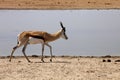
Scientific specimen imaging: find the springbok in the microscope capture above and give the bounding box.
[9,22,68,62]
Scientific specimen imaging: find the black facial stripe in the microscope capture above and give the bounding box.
[63,32,68,38]
[63,32,66,35]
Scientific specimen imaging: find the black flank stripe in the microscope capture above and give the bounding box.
[31,35,45,41]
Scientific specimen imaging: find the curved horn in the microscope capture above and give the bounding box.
[60,22,64,28]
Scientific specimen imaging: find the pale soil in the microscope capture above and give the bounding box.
[0,56,120,80]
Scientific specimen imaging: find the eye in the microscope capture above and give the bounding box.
[63,28,66,32]
[62,27,65,31]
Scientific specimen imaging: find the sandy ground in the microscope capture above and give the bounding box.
[0,0,120,9]
[0,56,120,80]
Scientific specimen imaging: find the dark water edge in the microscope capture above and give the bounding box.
[1,55,120,59]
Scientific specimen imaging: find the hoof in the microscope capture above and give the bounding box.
[28,61,31,63]
[50,59,52,62]
[41,59,44,62]
[9,60,11,62]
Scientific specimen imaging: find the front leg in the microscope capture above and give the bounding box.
[22,42,31,62]
[45,43,52,62]
[41,44,45,62]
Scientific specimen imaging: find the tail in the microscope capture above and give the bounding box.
[12,36,19,50]
[17,33,20,45]
[17,36,19,44]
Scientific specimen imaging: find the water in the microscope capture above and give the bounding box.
[0,10,120,56]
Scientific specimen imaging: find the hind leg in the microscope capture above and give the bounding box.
[45,43,52,62]
[9,45,19,62]
[9,41,23,62]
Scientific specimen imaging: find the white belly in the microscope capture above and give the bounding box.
[29,37,44,44]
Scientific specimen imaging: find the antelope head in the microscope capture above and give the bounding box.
[60,22,68,40]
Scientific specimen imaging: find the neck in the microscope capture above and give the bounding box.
[52,30,62,40]
[45,29,62,42]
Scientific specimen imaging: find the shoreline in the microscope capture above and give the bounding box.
[1,55,120,59]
